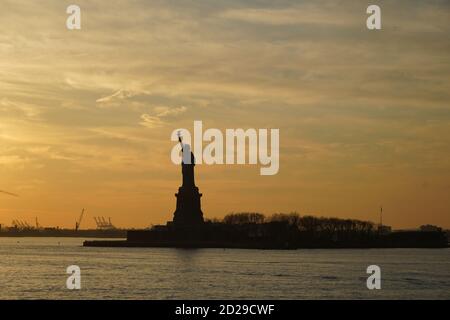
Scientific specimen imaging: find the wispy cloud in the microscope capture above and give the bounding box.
[140,106,187,128]
[153,106,187,117]
[140,114,164,128]
[96,89,148,104]
[219,6,357,26]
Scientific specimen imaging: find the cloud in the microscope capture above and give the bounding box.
[140,114,164,128]
[219,6,356,26]
[0,155,29,166]
[154,106,187,117]
[140,106,187,128]
[0,98,42,119]
[96,89,141,103]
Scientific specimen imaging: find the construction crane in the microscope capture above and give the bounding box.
[11,219,32,229]
[94,216,115,230]
[75,208,85,231]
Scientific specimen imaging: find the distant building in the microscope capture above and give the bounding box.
[377,224,392,235]
[420,224,442,232]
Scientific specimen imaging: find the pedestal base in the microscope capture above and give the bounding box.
[172,186,204,226]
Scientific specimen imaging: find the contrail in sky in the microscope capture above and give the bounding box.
[0,190,18,197]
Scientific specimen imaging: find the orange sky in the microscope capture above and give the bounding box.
[1,1,449,229]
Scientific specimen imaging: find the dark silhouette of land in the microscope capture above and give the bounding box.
[84,211,448,249]
[84,137,448,249]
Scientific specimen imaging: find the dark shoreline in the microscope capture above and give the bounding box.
[83,227,449,249]
[83,239,450,249]
[0,230,127,238]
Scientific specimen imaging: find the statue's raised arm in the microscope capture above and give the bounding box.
[177,130,183,152]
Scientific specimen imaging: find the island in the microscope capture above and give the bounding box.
[84,136,448,249]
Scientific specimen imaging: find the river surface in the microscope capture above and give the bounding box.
[0,237,449,299]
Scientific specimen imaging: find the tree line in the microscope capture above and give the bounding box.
[215,212,376,235]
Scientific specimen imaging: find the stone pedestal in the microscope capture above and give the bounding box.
[173,186,204,226]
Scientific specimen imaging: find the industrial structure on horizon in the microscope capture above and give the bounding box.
[0,209,124,238]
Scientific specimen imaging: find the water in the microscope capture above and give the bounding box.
[0,237,449,299]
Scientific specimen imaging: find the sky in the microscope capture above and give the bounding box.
[0,0,449,229]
